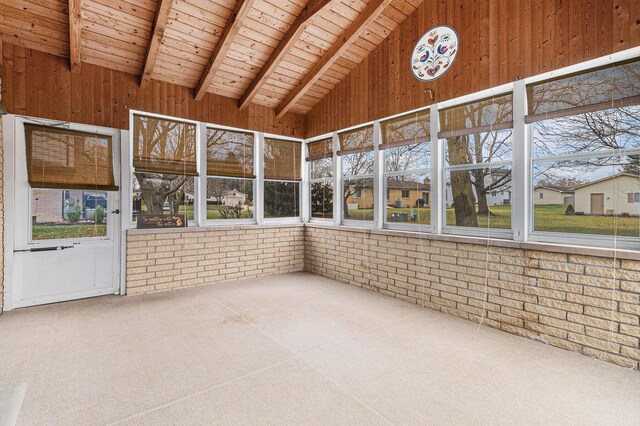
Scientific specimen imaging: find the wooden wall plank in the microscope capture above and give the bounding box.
[0,44,305,137]
[306,0,640,137]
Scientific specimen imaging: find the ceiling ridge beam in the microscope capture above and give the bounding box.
[237,0,336,110]
[140,0,174,87]
[276,0,393,118]
[69,0,82,72]
[194,0,257,101]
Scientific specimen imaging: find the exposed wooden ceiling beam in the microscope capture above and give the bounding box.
[237,0,335,110]
[69,0,82,72]
[276,0,392,118]
[140,0,174,87]
[194,0,257,101]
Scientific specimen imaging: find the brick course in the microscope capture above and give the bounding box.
[304,225,640,370]
[126,225,304,294]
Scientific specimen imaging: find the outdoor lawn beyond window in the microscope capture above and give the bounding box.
[381,109,431,228]
[264,137,301,219]
[339,125,374,223]
[440,93,514,232]
[528,59,640,238]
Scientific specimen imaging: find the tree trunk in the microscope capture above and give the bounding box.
[447,136,478,227]
[473,169,490,216]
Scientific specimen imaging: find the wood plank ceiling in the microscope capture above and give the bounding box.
[0,0,423,115]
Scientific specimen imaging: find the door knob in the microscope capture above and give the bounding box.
[111,209,120,214]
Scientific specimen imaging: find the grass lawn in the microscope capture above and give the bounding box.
[346,204,640,236]
[32,224,107,240]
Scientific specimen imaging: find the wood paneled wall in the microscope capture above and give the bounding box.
[0,45,306,138]
[306,0,640,137]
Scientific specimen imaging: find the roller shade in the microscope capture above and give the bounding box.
[264,138,301,181]
[526,58,640,123]
[380,109,430,150]
[132,114,198,176]
[438,93,513,139]
[306,137,333,161]
[25,124,118,191]
[337,125,374,155]
[206,128,255,178]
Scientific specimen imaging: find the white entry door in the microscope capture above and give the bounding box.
[10,118,121,308]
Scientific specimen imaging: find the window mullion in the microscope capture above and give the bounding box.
[430,104,443,234]
[197,122,207,227]
[373,120,384,229]
[512,79,529,241]
[333,132,342,226]
[255,132,264,225]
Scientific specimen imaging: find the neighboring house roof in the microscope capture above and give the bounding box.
[573,173,639,190]
[534,185,575,193]
[387,180,431,191]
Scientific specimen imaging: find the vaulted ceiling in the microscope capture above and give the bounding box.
[0,0,422,116]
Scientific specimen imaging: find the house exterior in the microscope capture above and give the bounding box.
[574,173,640,216]
[444,172,512,208]
[533,185,576,205]
[345,179,431,210]
[31,190,106,223]
[222,190,248,206]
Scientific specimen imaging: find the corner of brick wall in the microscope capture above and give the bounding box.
[303,226,640,370]
[126,226,305,295]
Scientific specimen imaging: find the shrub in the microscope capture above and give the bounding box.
[575,211,584,216]
[94,205,105,224]
[66,200,82,223]
[565,204,575,215]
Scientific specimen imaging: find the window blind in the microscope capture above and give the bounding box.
[206,128,255,178]
[25,124,118,191]
[438,93,513,139]
[264,138,301,181]
[525,58,640,123]
[380,109,430,149]
[306,137,333,161]
[337,125,374,155]
[132,114,198,176]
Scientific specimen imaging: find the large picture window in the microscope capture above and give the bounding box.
[440,93,513,234]
[381,109,431,228]
[206,128,255,221]
[131,114,198,224]
[528,59,640,239]
[339,125,374,222]
[307,137,333,219]
[264,137,301,219]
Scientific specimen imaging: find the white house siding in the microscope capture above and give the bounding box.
[534,188,564,205]
[574,175,640,215]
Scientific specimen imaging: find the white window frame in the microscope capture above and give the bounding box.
[128,110,202,228]
[380,105,433,233]
[439,86,516,240]
[262,133,304,224]
[338,122,377,227]
[306,132,335,224]
[203,122,258,226]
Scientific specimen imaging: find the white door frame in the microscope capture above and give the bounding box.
[3,115,124,310]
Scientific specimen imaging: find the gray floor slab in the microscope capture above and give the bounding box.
[0,272,638,425]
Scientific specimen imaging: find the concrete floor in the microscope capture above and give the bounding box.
[0,272,639,425]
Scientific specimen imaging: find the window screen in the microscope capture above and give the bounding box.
[132,114,198,176]
[25,124,118,191]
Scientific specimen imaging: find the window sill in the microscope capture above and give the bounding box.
[305,223,640,261]
[127,222,303,236]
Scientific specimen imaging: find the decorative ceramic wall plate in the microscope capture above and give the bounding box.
[410,25,459,82]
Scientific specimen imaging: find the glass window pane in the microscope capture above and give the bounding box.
[386,174,431,226]
[444,130,512,166]
[344,178,374,221]
[533,157,640,236]
[206,177,253,220]
[381,109,430,146]
[206,128,254,178]
[532,105,640,158]
[445,167,512,230]
[343,151,374,177]
[338,125,374,152]
[264,181,300,218]
[311,182,333,219]
[32,189,108,240]
[311,158,333,179]
[264,138,301,181]
[440,93,513,133]
[132,173,195,222]
[385,142,431,172]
